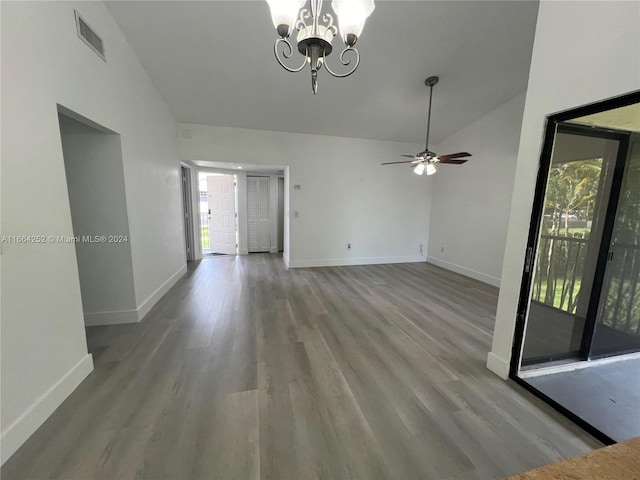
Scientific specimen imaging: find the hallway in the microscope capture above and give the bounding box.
[2,255,600,479]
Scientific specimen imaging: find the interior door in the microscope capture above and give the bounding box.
[207,175,236,255]
[247,176,271,252]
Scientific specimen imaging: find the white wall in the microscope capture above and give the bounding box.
[178,124,430,268]
[487,0,640,379]
[1,1,184,463]
[59,114,138,325]
[428,93,526,287]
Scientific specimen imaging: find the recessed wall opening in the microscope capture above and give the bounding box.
[511,92,640,444]
[57,106,138,328]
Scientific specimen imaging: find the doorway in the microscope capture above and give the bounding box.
[198,172,237,256]
[511,92,640,443]
[57,107,137,326]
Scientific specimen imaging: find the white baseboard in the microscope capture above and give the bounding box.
[0,354,94,465]
[82,265,187,327]
[486,351,510,379]
[84,309,139,326]
[427,256,500,287]
[288,255,426,268]
[136,264,187,321]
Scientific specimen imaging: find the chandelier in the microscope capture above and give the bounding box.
[265,0,375,94]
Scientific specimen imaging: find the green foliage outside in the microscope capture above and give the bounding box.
[533,158,601,313]
[541,158,602,238]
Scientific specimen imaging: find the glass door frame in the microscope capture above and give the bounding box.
[518,123,628,366]
[510,91,639,377]
[508,91,639,445]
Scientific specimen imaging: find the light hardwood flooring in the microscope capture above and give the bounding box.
[2,254,602,479]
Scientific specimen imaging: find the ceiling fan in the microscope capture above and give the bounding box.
[382,76,472,175]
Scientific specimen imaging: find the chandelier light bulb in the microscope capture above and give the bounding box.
[331,0,375,45]
[426,163,437,176]
[266,0,305,35]
[413,162,426,175]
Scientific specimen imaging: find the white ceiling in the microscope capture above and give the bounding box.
[105,0,539,145]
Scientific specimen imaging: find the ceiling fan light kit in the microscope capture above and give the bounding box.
[381,76,473,176]
[265,0,375,94]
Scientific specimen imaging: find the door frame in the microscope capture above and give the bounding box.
[180,164,196,261]
[517,125,629,368]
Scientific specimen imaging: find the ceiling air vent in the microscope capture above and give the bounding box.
[74,10,106,61]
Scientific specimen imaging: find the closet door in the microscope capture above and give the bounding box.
[247,176,271,252]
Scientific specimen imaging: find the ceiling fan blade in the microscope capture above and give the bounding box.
[381,160,419,165]
[438,152,472,160]
[401,155,420,159]
[439,159,468,165]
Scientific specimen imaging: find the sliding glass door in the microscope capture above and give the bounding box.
[520,128,621,364]
[591,139,640,357]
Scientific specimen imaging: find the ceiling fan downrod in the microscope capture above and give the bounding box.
[424,76,439,154]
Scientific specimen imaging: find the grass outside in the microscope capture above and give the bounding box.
[533,278,582,313]
[534,278,639,332]
[201,226,210,249]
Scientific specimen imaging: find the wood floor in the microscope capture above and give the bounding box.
[2,254,602,480]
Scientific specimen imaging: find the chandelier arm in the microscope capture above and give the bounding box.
[322,13,338,36]
[274,38,307,73]
[296,8,311,31]
[323,47,360,78]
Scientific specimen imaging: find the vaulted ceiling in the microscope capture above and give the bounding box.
[105,1,539,144]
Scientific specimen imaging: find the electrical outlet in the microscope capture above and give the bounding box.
[348,243,351,250]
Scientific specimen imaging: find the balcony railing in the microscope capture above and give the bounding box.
[598,241,640,335]
[532,235,589,314]
[532,234,639,337]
